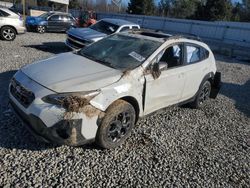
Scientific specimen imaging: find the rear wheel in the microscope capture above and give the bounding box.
[96,100,136,149]
[190,80,211,109]
[37,25,46,33]
[0,26,16,41]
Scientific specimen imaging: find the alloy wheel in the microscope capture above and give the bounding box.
[107,111,132,143]
[3,28,15,40]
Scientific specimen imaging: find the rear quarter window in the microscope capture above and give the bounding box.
[0,10,10,17]
[186,44,210,64]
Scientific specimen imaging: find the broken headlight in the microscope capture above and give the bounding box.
[42,90,100,106]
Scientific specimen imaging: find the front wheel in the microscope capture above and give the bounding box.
[190,80,211,109]
[0,26,16,41]
[37,25,46,33]
[96,100,136,149]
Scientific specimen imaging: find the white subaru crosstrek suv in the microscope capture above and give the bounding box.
[0,7,26,41]
[9,31,221,149]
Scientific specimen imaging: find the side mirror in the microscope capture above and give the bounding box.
[152,63,161,79]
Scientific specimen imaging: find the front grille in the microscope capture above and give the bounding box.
[10,78,35,108]
[68,34,91,45]
[67,38,84,49]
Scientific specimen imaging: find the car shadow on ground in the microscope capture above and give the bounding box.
[0,70,97,151]
[220,80,250,118]
[23,42,71,54]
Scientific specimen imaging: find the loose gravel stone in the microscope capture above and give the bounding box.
[0,33,249,187]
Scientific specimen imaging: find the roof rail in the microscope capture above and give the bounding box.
[168,34,202,41]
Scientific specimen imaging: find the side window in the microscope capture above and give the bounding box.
[68,16,74,21]
[120,26,130,32]
[0,10,10,17]
[159,44,183,68]
[132,26,139,29]
[186,45,200,64]
[200,47,209,60]
[49,15,60,21]
[61,15,68,21]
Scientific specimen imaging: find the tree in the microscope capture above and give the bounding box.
[172,0,199,19]
[37,0,48,7]
[127,0,155,15]
[69,0,80,9]
[158,0,173,17]
[204,0,233,21]
[242,0,250,21]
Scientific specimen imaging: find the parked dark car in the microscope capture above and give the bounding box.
[26,11,76,33]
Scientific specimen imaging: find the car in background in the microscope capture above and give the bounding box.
[0,7,26,41]
[66,18,140,50]
[9,31,221,149]
[76,10,96,28]
[26,11,76,33]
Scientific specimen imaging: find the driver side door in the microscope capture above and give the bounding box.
[144,44,187,115]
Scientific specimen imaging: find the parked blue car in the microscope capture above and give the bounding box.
[26,11,76,33]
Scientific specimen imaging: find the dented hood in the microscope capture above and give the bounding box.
[21,52,122,93]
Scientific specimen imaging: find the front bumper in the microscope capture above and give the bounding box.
[65,38,84,50]
[8,71,100,146]
[10,100,94,146]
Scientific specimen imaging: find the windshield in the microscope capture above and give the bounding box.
[79,34,162,70]
[90,20,119,35]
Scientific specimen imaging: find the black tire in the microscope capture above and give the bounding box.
[37,25,46,33]
[96,100,136,149]
[0,26,16,41]
[190,80,211,109]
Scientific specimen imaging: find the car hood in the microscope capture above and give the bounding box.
[21,52,122,93]
[26,16,45,24]
[67,27,107,41]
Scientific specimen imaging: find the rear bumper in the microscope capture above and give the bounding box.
[210,72,222,99]
[17,26,26,34]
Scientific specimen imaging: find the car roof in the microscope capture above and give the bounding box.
[48,11,72,16]
[101,18,139,26]
[120,30,203,44]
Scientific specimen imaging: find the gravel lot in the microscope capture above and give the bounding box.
[0,33,249,187]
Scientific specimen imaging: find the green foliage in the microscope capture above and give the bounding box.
[127,0,155,15]
[69,0,80,9]
[37,0,48,7]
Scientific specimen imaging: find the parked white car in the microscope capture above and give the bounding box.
[9,31,221,149]
[0,7,26,41]
[66,18,140,50]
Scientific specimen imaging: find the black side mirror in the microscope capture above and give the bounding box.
[152,63,161,79]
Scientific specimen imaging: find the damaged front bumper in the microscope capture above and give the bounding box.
[9,100,98,146]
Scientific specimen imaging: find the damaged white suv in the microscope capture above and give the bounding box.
[9,31,221,149]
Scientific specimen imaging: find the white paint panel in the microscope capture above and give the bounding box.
[48,0,69,5]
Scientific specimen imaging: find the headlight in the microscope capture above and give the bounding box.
[42,90,100,105]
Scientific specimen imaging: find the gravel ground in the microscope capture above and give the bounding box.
[0,33,249,187]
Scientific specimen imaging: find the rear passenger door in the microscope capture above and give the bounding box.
[180,43,211,101]
[47,15,62,31]
[61,15,74,31]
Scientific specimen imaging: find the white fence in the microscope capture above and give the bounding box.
[97,12,250,57]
